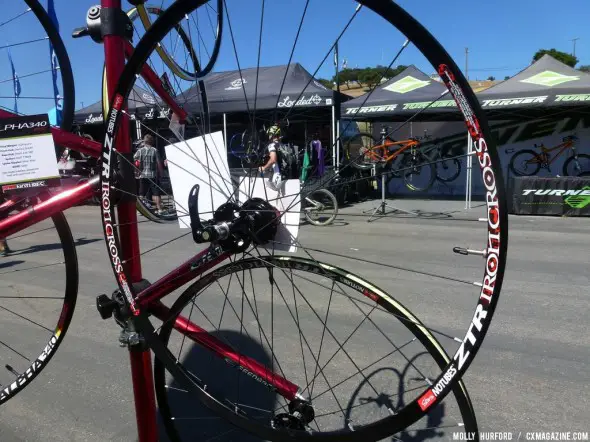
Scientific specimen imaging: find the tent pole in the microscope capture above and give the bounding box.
[336,118,340,173]
[135,118,142,140]
[223,113,228,153]
[331,105,337,171]
[465,132,472,210]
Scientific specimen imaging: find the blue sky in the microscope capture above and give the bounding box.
[1,0,589,114]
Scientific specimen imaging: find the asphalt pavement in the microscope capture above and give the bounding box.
[0,199,588,441]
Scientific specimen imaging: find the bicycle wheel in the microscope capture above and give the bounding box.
[436,157,462,183]
[303,189,338,226]
[100,0,507,440]
[343,133,376,170]
[509,150,541,176]
[1,0,75,134]
[562,154,590,176]
[154,257,478,441]
[130,0,223,80]
[0,206,78,405]
[402,151,436,192]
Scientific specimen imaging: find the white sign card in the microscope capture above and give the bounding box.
[0,114,60,192]
[239,178,301,253]
[165,131,233,228]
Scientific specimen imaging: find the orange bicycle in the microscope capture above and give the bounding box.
[509,135,590,176]
[344,128,435,191]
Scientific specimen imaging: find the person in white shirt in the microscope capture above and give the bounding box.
[258,125,283,190]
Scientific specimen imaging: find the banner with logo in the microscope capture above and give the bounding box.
[383,114,590,198]
[511,176,590,216]
[0,115,61,193]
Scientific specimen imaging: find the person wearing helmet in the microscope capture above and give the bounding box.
[259,125,283,190]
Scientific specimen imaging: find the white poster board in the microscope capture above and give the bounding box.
[165,131,232,228]
[0,114,60,192]
[239,178,301,253]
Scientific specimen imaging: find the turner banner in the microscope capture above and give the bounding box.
[382,114,590,197]
[511,176,590,216]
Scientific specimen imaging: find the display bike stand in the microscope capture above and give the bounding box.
[363,165,417,222]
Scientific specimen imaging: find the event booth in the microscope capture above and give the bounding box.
[340,56,590,214]
[74,63,349,168]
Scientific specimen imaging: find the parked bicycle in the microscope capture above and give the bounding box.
[344,129,462,190]
[508,135,590,176]
[1,1,508,441]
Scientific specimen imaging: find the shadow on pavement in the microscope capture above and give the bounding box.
[158,330,274,442]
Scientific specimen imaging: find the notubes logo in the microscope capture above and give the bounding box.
[522,187,590,209]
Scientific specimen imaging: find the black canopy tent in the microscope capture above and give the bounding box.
[341,65,460,122]
[477,54,590,120]
[180,63,342,115]
[73,64,348,159]
[74,85,158,125]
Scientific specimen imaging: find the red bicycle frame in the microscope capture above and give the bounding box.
[0,2,301,439]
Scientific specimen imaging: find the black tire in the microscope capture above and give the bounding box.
[0,211,78,405]
[402,152,436,192]
[153,256,478,442]
[303,188,338,226]
[101,0,507,440]
[562,153,590,176]
[509,149,541,176]
[24,0,75,139]
[343,133,378,170]
[436,157,462,182]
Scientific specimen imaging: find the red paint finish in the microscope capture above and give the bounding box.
[137,250,231,308]
[0,177,98,238]
[102,1,142,283]
[129,350,158,442]
[149,301,300,401]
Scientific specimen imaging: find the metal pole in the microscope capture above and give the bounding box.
[223,113,227,153]
[465,132,473,210]
[571,37,580,57]
[336,119,340,172]
[465,47,469,80]
[331,105,336,170]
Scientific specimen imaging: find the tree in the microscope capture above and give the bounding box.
[487,76,496,81]
[358,69,382,88]
[504,76,510,80]
[532,48,578,67]
[578,65,590,73]
[317,78,333,89]
[335,68,361,88]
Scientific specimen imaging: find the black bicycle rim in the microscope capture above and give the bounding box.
[0,212,78,405]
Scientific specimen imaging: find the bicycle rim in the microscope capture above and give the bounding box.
[99,0,508,439]
[0,211,78,405]
[304,189,338,226]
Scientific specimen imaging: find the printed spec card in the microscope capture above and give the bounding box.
[0,114,60,193]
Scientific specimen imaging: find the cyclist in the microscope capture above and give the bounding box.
[258,125,283,190]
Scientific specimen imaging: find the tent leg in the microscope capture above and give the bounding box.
[336,118,340,173]
[223,113,228,153]
[331,105,336,171]
[465,132,472,210]
[135,118,142,141]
